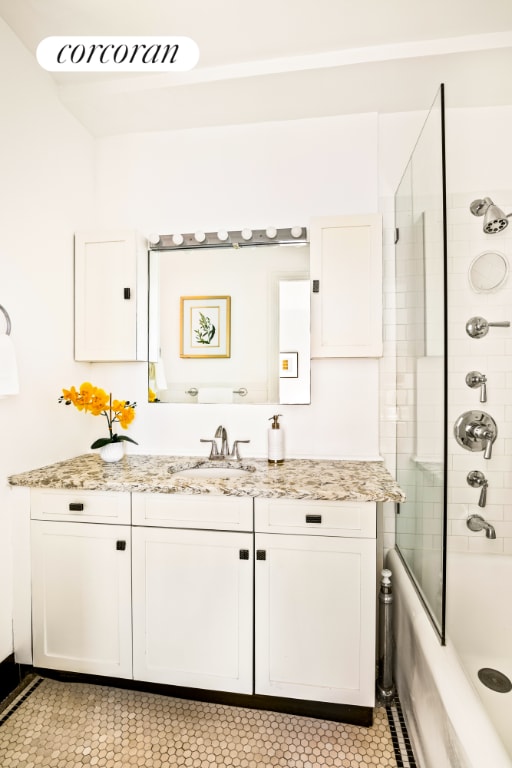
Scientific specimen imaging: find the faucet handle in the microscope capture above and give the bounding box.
[230,440,250,460]
[467,471,488,507]
[465,371,487,403]
[466,316,510,338]
[200,438,219,458]
[479,481,488,508]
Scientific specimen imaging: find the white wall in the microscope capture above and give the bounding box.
[90,114,383,460]
[0,18,96,661]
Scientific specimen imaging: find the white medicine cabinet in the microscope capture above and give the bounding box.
[310,214,383,358]
[74,230,147,361]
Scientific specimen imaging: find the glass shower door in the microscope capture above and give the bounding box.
[394,85,448,640]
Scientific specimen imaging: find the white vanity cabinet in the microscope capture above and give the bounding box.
[254,498,377,707]
[74,230,147,361]
[131,493,254,694]
[310,214,382,358]
[30,490,132,678]
[25,483,379,716]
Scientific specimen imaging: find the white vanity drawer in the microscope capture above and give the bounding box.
[30,489,131,524]
[254,498,376,538]
[132,492,253,532]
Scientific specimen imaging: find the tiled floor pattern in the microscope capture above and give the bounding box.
[385,699,417,768]
[0,676,415,767]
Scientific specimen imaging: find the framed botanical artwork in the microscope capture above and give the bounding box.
[180,296,231,358]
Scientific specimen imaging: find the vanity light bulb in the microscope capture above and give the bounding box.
[241,228,253,241]
[217,230,229,241]
[266,227,277,239]
[148,233,160,245]
[291,226,303,238]
[172,233,184,246]
[194,231,206,243]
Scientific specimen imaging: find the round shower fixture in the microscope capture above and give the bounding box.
[470,197,512,233]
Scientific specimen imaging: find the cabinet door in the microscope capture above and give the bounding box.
[132,527,253,694]
[255,533,376,706]
[310,214,382,357]
[74,230,147,361]
[31,521,132,678]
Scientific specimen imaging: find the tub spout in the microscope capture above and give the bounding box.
[466,513,496,539]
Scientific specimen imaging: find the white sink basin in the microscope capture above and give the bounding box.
[172,466,253,480]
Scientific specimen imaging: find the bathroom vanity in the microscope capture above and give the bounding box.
[9,455,404,725]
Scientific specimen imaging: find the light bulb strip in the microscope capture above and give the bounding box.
[148,227,307,250]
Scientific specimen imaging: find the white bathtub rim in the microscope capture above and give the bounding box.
[388,548,511,768]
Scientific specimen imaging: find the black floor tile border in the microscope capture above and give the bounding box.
[385,696,418,768]
[0,675,43,727]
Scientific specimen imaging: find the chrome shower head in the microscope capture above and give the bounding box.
[470,197,511,233]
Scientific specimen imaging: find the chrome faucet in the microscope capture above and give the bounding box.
[467,513,496,539]
[215,425,229,456]
[200,425,250,460]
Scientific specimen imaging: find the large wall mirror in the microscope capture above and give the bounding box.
[148,236,311,404]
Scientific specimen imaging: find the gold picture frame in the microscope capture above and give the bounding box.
[180,296,231,358]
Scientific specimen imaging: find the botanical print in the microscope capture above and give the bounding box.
[192,307,218,347]
[180,296,230,358]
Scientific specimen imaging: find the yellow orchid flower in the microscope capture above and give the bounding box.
[59,382,138,450]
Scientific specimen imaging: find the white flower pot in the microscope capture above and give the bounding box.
[99,441,125,463]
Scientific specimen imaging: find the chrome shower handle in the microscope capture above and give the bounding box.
[469,425,494,459]
[466,316,510,338]
[467,470,488,507]
[465,371,487,403]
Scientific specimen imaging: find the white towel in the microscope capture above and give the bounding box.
[154,357,168,391]
[197,387,233,404]
[0,334,19,395]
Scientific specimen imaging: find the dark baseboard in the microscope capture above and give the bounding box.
[37,668,373,726]
[0,655,32,704]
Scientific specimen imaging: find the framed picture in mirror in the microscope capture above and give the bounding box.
[180,295,231,358]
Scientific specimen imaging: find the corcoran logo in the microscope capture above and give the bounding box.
[36,36,199,72]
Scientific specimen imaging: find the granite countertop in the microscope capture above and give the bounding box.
[8,454,406,503]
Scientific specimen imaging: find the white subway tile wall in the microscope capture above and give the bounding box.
[447,190,512,555]
[384,190,512,558]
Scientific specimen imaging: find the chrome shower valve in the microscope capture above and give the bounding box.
[454,410,497,460]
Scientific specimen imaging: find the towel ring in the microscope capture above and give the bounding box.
[0,304,12,335]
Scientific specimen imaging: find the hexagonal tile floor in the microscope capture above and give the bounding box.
[0,676,415,767]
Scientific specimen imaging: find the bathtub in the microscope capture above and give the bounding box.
[388,548,512,768]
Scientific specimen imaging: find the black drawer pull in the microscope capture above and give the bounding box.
[239,549,249,560]
[69,503,84,512]
[123,287,131,300]
[116,540,126,551]
[305,514,322,524]
[256,550,266,561]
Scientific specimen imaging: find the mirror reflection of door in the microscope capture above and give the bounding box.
[148,244,310,404]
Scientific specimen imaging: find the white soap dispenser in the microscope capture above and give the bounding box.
[268,414,284,465]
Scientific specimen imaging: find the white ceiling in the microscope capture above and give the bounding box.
[2,0,512,136]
